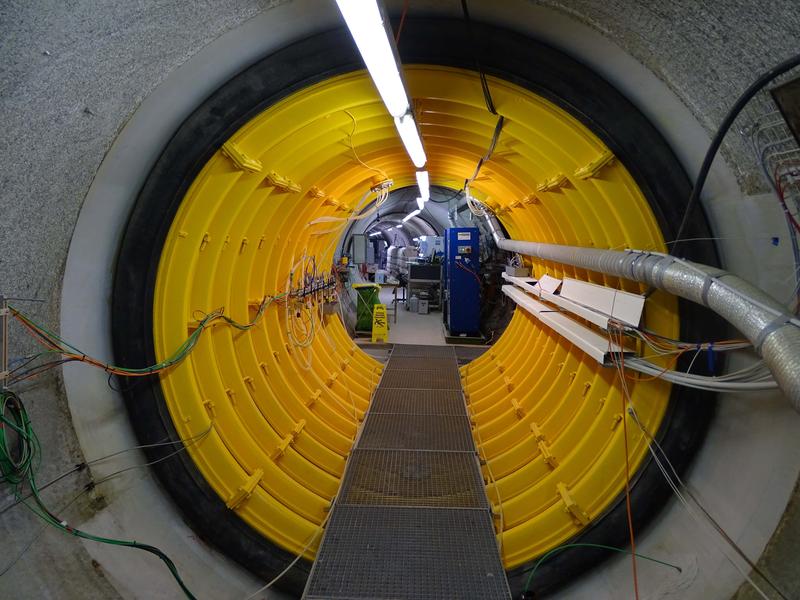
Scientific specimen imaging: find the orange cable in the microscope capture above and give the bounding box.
[615,328,641,600]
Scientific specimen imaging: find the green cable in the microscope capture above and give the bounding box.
[0,392,38,486]
[523,542,682,593]
[10,292,292,377]
[0,391,198,599]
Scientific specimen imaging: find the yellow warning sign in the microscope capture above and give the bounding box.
[371,303,388,343]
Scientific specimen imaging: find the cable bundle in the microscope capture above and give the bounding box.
[0,389,198,597]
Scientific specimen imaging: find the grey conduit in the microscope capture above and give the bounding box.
[485,215,800,410]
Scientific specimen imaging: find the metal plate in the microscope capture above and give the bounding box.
[304,506,510,600]
[340,449,487,509]
[358,414,474,451]
[383,356,459,372]
[370,388,466,416]
[390,344,457,358]
[379,368,461,390]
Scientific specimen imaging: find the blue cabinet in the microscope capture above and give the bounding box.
[444,227,480,336]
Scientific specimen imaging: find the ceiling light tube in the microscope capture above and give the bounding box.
[416,197,425,211]
[403,209,421,222]
[394,112,427,168]
[416,170,430,200]
[335,0,410,118]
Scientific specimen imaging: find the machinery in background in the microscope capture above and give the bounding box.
[417,235,444,260]
[443,227,481,337]
[407,262,442,312]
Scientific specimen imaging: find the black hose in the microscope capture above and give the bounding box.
[672,52,800,255]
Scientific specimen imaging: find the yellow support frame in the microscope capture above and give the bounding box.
[152,67,675,568]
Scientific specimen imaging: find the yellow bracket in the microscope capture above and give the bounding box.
[574,149,615,179]
[557,482,590,526]
[221,141,263,173]
[264,171,301,193]
[511,398,525,419]
[530,422,546,442]
[537,173,569,192]
[538,441,558,469]
[226,469,264,510]
[307,389,322,408]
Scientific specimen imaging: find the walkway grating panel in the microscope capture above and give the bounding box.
[339,449,488,509]
[370,388,466,416]
[303,343,510,599]
[358,414,475,451]
[383,356,461,372]
[390,344,457,358]
[304,506,509,600]
[379,368,461,390]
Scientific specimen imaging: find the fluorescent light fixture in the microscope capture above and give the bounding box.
[368,231,382,237]
[387,226,395,231]
[335,0,409,118]
[396,224,403,229]
[394,113,427,168]
[416,197,425,211]
[413,237,420,242]
[403,209,421,222]
[416,170,430,200]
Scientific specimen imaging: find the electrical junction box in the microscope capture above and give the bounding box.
[444,227,480,336]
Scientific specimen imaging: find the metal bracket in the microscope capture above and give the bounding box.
[0,295,7,389]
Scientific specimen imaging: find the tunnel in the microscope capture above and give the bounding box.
[2,2,800,600]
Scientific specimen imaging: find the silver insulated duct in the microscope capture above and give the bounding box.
[486,215,800,410]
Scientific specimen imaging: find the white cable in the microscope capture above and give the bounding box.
[607,336,774,600]
[243,512,330,600]
[624,358,778,392]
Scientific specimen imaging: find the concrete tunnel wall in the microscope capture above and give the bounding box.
[1,1,799,599]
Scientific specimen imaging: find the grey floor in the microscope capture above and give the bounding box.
[379,286,447,346]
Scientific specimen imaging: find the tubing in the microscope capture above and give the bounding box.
[487,215,800,410]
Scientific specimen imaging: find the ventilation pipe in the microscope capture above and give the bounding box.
[485,215,800,410]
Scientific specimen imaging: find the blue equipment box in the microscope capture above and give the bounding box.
[444,227,480,335]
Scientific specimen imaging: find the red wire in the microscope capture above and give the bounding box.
[775,171,800,234]
[395,0,410,44]
[455,260,482,287]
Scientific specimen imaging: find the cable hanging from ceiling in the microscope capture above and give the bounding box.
[460,0,506,218]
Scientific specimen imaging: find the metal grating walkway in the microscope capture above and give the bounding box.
[303,344,510,600]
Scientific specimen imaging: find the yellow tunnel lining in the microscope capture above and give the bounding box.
[153,66,676,568]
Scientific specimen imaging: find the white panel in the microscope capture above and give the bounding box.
[610,292,646,326]
[537,274,562,294]
[560,278,615,314]
[502,284,628,363]
[502,273,611,330]
[560,277,645,326]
